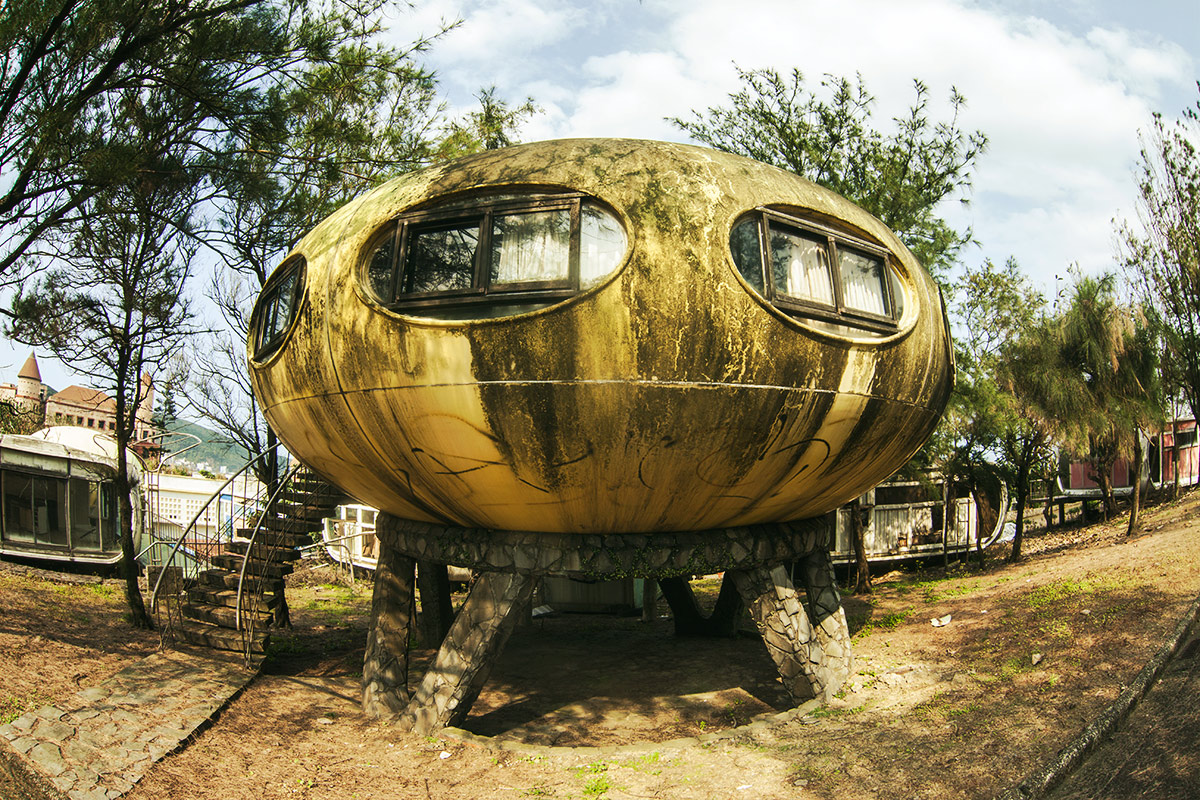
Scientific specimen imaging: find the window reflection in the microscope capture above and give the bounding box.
[3,472,34,542]
[368,230,396,299]
[70,477,102,551]
[730,219,764,293]
[491,210,570,285]
[580,205,627,287]
[33,476,68,546]
[404,224,479,293]
[253,257,306,360]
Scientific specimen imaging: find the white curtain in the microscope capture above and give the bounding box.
[839,249,887,315]
[492,210,570,283]
[773,229,834,305]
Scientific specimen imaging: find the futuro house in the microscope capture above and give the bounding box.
[247,139,953,534]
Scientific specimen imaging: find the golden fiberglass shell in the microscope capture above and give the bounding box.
[247,139,953,533]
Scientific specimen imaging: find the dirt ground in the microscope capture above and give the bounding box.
[3,491,1200,800]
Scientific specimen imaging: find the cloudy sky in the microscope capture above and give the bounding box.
[5,0,1198,395]
[403,0,1198,297]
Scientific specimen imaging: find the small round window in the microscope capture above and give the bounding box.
[251,255,306,361]
[363,191,626,320]
[731,209,906,337]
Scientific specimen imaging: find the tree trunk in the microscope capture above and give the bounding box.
[849,497,872,595]
[971,483,986,568]
[1172,417,1181,500]
[1009,459,1030,563]
[1096,469,1116,520]
[116,447,153,629]
[1127,431,1143,537]
[941,479,954,569]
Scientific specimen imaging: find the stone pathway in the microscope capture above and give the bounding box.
[0,649,256,799]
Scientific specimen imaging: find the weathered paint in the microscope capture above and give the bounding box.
[247,139,953,533]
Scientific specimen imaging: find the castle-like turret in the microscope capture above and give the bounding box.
[16,352,44,406]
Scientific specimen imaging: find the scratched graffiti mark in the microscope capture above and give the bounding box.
[637,435,677,490]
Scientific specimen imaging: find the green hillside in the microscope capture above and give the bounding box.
[162,419,251,472]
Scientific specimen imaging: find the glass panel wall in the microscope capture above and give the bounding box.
[70,477,103,551]
[33,476,68,547]
[2,472,35,542]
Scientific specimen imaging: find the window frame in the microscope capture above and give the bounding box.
[252,255,307,361]
[366,192,600,314]
[735,208,901,334]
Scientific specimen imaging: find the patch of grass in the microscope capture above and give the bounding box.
[1025,574,1130,609]
[624,751,672,776]
[998,654,1039,680]
[892,573,980,604]
[1039,620,1073,640]
[810,703,864,719]
[946,701,982,718]
[1,692,52,724]
[87,583,116,599]
[583,774,611,798]
[853,608,913,639]
[574,762,614,799]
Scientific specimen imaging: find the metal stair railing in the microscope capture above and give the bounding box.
[148,449,280,642]
[235,462,303,662]
[236,465,345,664]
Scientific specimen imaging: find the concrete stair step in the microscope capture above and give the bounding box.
[183,602,273,629]
[280,484,347,505]
[197,568,240,590]
[242,528,314,549]
[225,540,302,562]
[210,552,294,579]
[187,586,282,612]
[271,501,335,521]
[257,515,323,534]
[174,620,268,654]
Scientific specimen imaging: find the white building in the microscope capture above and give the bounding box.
[150,472,264,541]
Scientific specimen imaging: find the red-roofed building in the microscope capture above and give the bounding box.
[0,354,159,449]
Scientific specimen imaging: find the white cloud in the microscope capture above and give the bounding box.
[403,0,1195,290]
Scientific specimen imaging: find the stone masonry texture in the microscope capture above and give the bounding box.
[0,650,255,799]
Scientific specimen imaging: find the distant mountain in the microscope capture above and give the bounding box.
[162,419,251,472]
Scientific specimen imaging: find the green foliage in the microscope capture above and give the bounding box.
[434,86,540,159]
[190,4,452,476]
[671,67,987,279]
[998,271,1161,549]
[1119,84,1200,425]
[0,398,43,434]
[0,0,295,280]
[574,762,614,799]
[852,608,912,640]
[0,691,52,724]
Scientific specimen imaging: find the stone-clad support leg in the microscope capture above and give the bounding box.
[398,571,536,735]
[796,547,854,692]
[417,561,454,648]
[730,562,851,703]
[362,539,415,719]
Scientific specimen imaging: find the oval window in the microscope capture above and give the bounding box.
[251,256,306,360]
[731,209,907,336]
[363,192,626,320]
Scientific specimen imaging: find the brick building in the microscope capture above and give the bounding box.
[0,353,158,445]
